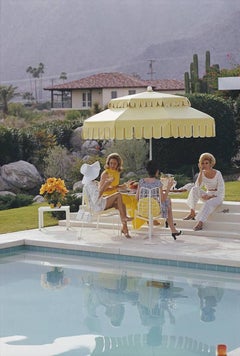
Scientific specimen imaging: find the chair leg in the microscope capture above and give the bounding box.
[97,215,100,229]
[148,219,153,241]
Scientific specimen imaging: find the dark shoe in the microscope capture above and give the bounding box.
[172,231,182,240]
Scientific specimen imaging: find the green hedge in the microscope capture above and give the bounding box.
[0,194,34,210]
[0,119,83,167]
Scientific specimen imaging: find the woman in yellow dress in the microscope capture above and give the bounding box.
[99,153,124,196]
[99,153,137,222]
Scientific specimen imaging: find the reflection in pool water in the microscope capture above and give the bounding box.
[0,251,240,355]
[41,267,70,290]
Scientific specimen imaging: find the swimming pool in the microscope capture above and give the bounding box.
[0,247,240,355]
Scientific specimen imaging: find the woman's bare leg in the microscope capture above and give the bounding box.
[167,201,180,234]
[105,193,132,237]
[105,192,130,224]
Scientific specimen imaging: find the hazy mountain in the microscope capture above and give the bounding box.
[0,0,240,91]
[120,9,240,80]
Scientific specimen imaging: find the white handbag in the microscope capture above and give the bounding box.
[76,209,92,222]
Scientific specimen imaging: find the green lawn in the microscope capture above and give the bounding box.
[171,181,240,201]
[0,202,58,234]
[0,181,239,234]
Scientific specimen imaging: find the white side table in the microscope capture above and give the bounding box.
[38,205,70,230]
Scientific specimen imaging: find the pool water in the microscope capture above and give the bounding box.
[0,250,240,356]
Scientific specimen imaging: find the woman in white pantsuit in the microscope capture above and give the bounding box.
[184,153,225,231]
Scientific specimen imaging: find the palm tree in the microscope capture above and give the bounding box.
[0,85,18,115]
[22,91,34,103]
[26,63,45,102]
[59,72,67,83]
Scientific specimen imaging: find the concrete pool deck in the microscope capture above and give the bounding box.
[1,198,239,268]
[1,222,240,269]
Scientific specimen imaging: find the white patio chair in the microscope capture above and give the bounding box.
[76,187,120,236]
[134,186,164,243]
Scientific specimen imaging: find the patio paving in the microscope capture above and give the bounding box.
[1,223,240,268]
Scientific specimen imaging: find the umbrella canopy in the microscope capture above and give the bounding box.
[82,87,216,159]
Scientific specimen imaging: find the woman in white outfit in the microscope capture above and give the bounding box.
[80,161,132,238]
[183,153,225,231]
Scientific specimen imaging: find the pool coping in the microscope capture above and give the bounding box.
[1,226,240,272]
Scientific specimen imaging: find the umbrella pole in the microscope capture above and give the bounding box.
[149,138,152,160]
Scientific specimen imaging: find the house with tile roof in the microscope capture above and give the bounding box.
[44,72,184,110]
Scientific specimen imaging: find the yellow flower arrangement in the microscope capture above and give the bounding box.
[39,177,68,208]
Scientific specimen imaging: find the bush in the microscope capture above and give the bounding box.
[51,192,82,219]
[152,94,236,173]
[104,139,149,173]
[43,145,77,185]
[173,174,192,188]
[0,194,34,210]
[65,110,82,121]
[8,103,27,117]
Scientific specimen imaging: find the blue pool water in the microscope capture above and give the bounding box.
[0,248,240,356]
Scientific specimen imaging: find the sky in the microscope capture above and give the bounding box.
[0,0,240,90]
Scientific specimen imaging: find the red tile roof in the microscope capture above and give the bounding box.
[44,72,147,90]
[145,79,184,91]
[44,72,184,91]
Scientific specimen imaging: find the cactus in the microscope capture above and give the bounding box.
[185,51,218,94]
[193,54,199,81]
[190,62,194,93]
[205,50,210,73]
[184,72,190,93]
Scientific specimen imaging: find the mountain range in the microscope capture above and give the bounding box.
[0,0,240,93]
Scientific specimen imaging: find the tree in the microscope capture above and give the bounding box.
[105,139,149,173]
[152,94,236,175]
[26,63,45,102]
[22,91,34,103]
[59,72,67,83]
[0,85,18,115]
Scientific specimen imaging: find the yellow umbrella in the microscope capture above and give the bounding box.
[82,87,215,159]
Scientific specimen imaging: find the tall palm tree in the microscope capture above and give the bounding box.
[59,72,67,83]
[0,85,18,115]
[26,63,45,102]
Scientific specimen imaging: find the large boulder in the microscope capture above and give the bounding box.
[81,140,100,156]
[0,160,43,194]
[70,127,84,151]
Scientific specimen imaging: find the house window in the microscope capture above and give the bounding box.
[111,91,117,99]
[82,92,92,107]
[128,90,136,95]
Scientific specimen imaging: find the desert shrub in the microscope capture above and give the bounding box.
[34,102,51,110]
[65,110,82,121]
[8,103,27,117]
[104,139,149,173]
[0,119,82,168]
[43,145,78,187]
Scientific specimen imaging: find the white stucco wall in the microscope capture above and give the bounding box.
[218,77,240,90]
[70,87,185,110]
[102,87,147,107]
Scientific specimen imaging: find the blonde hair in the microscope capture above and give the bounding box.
[199,152,216,167]
[104,153,123,172]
